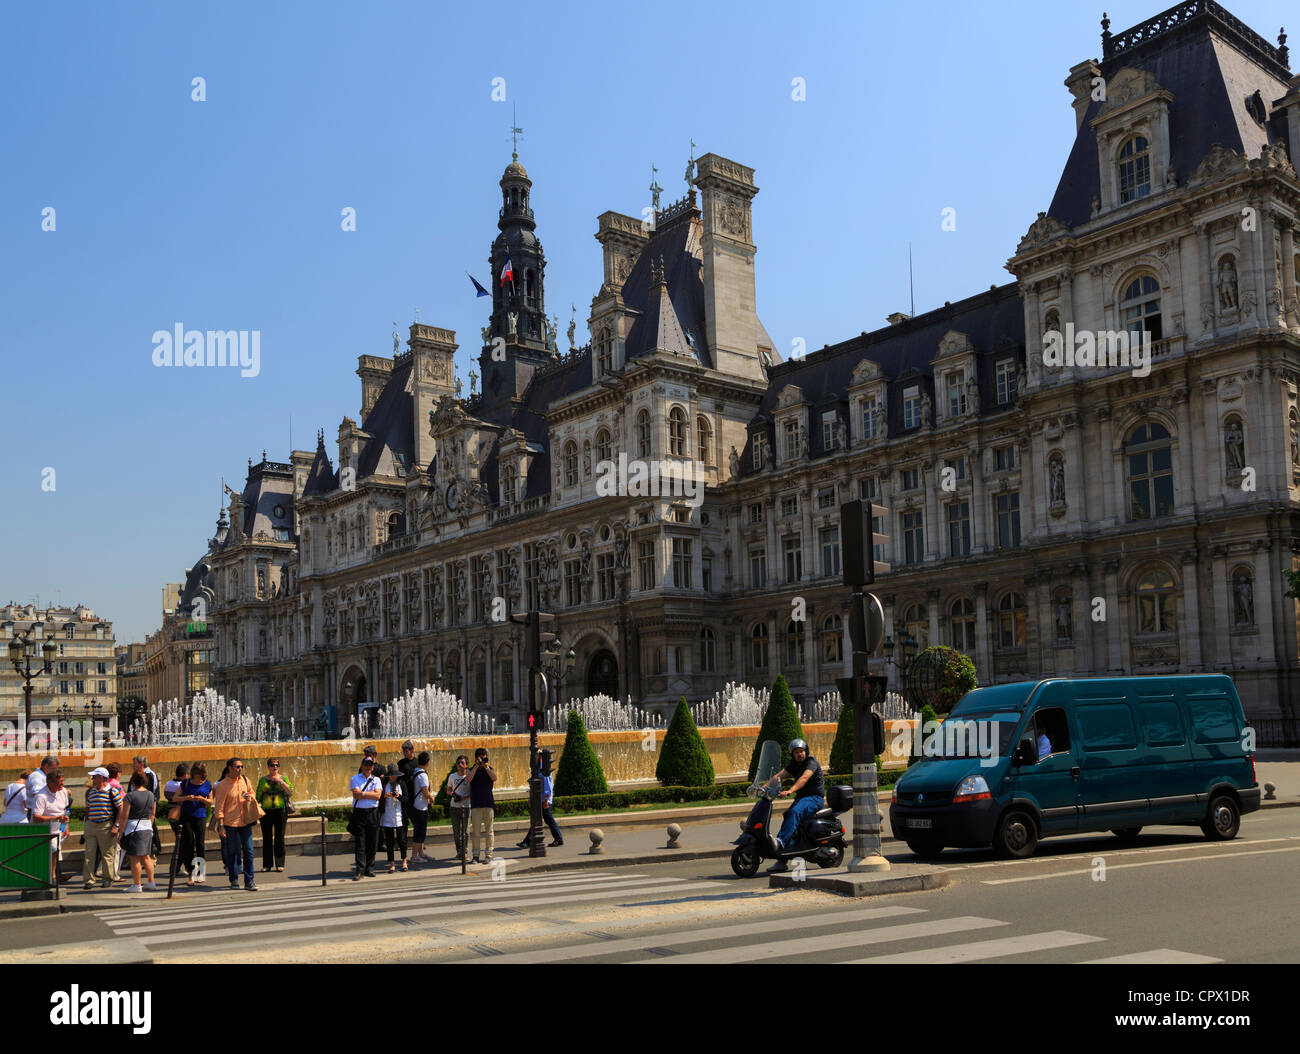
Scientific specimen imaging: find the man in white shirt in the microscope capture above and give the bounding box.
[349,757,382,879]
[32,771,71,884]
[26,756,58,823]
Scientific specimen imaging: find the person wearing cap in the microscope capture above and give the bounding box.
[379,763,408,873]
[396,740,418,852]
[25,756,58,823]
[350,756,382,879]
[83,767,123,889]
[358,745,379,773]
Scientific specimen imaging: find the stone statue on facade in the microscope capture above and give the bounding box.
[393,324,400,357]
[1055,596,1073,640]
[546,315,559,353]
[797,426,809,459]
[567,307,577,350]
[481,324,491,345]
[729,445,740,478]
[1233,572,1254,625]
[1217,257,1239,311]
[506,311,518,338]
[469,369,478,396]
[1224,419,1245,472]
[1049,457,1066,505]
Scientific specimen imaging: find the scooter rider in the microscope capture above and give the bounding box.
[763,739,825,872]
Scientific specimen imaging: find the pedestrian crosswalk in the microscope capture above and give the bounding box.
[87,866,1226,964]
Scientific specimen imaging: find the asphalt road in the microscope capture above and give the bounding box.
[5,808,1297,965]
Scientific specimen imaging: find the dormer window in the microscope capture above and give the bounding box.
[902,385,921,429]
[946,371,967,417]
[860,395,879,440]
[1118,136,1151,204]
[564,441,578,487]
[501,463,517,505]
[1122,275,1162,341]
[597,328,612,375]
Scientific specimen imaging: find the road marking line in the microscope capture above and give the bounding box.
[981,845,1300,884]
[644,916,1007,965]
[943,835,1300,872]
[842,930,1104,964]
[1082,949,1222,964]
[476,906,926,964]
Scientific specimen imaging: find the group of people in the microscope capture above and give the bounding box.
[347,741,562,880]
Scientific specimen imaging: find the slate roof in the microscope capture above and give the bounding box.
[238,460,297,539]
[619,209,710,367]
[1049,3,1293,228]
[357,359,415,478]
[302,433,338,497]
[738,283,1026,477]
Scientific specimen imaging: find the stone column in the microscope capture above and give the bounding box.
[1180,550,1202,671]
[1262,208,1285,328]
[973,583,990,682]
[1196,221,1217,342]
[969,445,987,553]
[927,589,941,649]
[1173,386,1195,514]
[1103,559,1123,673]
[1280,220,1298,329]
[1253,543,1278,666]
[1097,406,1117,526]
[924,462,940,560]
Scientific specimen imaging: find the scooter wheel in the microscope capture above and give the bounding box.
[731,845,761,878]
[816,846,844,869]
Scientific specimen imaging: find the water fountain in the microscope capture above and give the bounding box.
[546,693,662,732]
[132,688,282,745]
[689,682,771,727]
[375,684,493,739]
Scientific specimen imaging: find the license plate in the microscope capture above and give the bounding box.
[906,819,933,829]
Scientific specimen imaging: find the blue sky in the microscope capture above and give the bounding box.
[0,0,1291,644]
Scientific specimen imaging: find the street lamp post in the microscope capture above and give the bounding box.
[881,633,920,705]
[8,631,57,749]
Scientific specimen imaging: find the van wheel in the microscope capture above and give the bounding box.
[995,809,1038,858]
[1201,795,1240,841]
[906,839,945,860]
[1111,827,1142,845]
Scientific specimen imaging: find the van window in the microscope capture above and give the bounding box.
[1186,694,1238,743]
[1032,707,1070,761]
[1138,699,1184,746]
[1077,704,1137,751]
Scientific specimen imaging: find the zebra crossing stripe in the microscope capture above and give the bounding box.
[475,906,926,964]
[841,930,1105,964]
[1081,949,1222,964]
[645,916,1008,965]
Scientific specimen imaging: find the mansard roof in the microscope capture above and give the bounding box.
[619,205,710,367]
[739,282,1025,474]
[1049,2,1293,228]
[238,457,296,539]
[302,433,338,497]
[357,358,415,478]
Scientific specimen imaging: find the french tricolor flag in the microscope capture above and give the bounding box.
[500,250,514,288]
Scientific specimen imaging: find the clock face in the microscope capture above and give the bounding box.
[273,504,286,520]
[445,482,459,512]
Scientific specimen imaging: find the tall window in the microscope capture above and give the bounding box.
[598,553,615,601]
[697,416,713,465]
[471,559,488,622]
[524,545,540,611]
[998,592,1027,648]
[947,501,971,557]
[597,328,612,374]
[950,598,976,652]
[1118,135,1151,203]
[595,428,611,464]
[820,525,841,577]
[996,360,1016,404]
[1122,275,1163,341]
[638,541,657,591]
[995,491,1021,549]
[1127,421,1174,520]
[501,463,517,505]
[861,395,879,440]
[668,407,687,456]
[785,620,805,666]
[903,385,921,429]
[783,419,799,461]
[783,535,802,582]
[902,510,924,565]
[995,445,1016,471]
[822,411,838,451]
[749,546,767,589]
[701,627,716,673]
[903,603,929,649]
[947,371,967,417]
[637,410,652,458]
[702,556,712,592]
[901,467,920,490]
[564,442,578,486]
[565,559,582,607]
[671,537,692,589]
[944,456,967,481]
[751,624,769,669]
[823,613,843,663]
[1136,568,1177,634]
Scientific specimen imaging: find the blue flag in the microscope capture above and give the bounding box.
[467,272,490,298]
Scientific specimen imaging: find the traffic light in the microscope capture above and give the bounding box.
[849,590,886,655]
[525,611,558,669]
[526,710,541,732]
[841,500,890,586]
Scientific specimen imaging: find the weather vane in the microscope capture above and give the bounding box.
[510,104,523,160]
[650,162,663,212]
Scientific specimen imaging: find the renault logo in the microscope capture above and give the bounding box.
[917,793,925,805]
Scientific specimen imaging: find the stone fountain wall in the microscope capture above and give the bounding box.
[0,721,915,804]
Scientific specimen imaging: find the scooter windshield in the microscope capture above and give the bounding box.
[751,739,783,793]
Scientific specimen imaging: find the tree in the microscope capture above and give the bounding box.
[553,709,609,796]
[747,675,805,780]
[908,645,978,715]
[656,697,715,787]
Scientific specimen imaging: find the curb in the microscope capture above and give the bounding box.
[768,868,950,897]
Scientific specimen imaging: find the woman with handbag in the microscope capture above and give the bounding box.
[255,758,294,873]
[178,762,212,887]
[212,757,262,891]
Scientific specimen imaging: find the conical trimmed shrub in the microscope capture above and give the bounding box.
[554,709,608,796]
[829,697,854,774]
[656,697,715,787]
[747,675,805,779]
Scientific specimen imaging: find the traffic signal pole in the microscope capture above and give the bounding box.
[514,609,557,859]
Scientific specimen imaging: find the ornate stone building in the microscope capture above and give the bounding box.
[0,604,117,732]
[199,3,1300,729]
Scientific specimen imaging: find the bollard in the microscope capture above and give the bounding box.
[588,829,605,855]
[1264,782,1276,801]
[320,814,327,886]
[666,823,682,849]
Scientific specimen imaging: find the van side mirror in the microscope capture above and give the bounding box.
[1014,739,1037,766]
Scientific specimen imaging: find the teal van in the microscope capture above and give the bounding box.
[888,675,1261,858]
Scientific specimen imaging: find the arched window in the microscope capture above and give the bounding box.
[1126,421,1174,520]
[822,614,843,663]
[386,511,404,540]
[525,270,537,305]
[444,650,461,696]
[751,624,769,669]
[501,463,517,505]
[997,592,1027,648]
[597,328,612,375]
[1044,308,1061,335]
[637,410,652,458]
[903,603,929,649]
[564,441,578,487]
[1135,568,1177,634]
[595,428,611,465]
[697,416,713,465]
[1122,274,1162,341]
[949,597,976,652]
[701,627,716,673]
[668,407,687,457]
[1118,136,1151,203]
[785,620,805,666]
